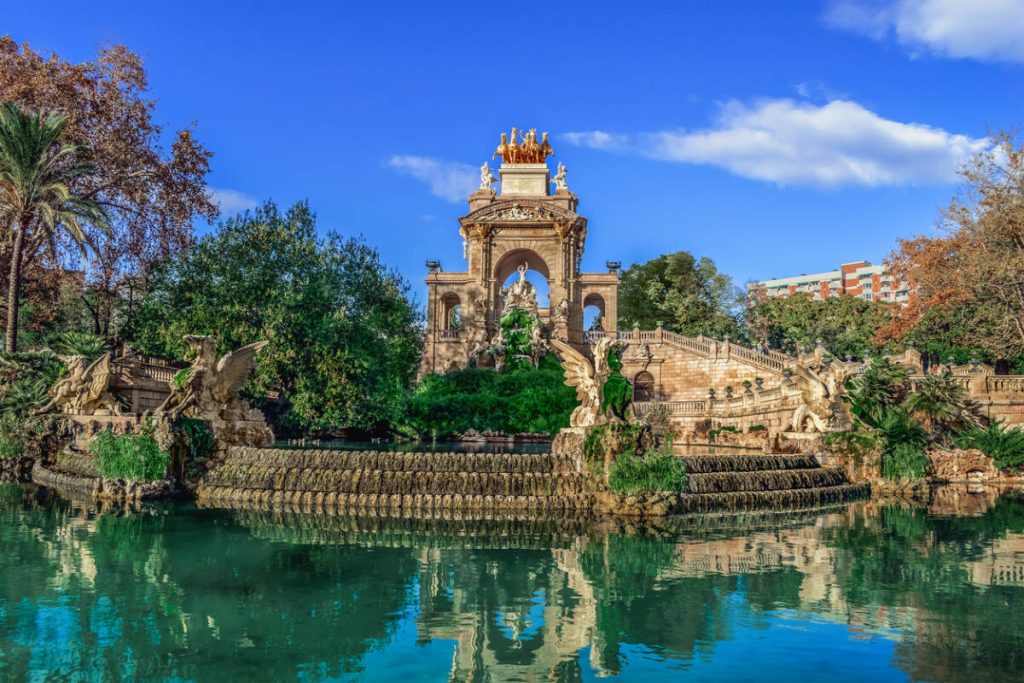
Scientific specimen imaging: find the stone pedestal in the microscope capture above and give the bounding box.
[499,163,550,196]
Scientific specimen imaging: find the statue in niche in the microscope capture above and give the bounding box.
[502,262,538,313]
[479,162,495,191]
[553,298,570,324]
[635,343,654,370]
[151,336,268,423]
[36,353,122,416]
[552,162,568,190]
[550,336,619,428]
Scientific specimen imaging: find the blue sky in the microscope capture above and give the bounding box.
[5,0,1022,294]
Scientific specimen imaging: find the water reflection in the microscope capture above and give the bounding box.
[2,484,1024,681]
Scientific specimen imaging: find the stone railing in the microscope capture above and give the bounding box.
[634,400,707,415]
[986,376,1024,394]
[437,329,461,341]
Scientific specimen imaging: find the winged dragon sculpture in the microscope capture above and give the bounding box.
[549,336,619,428]
[152,336,268,422]
[789,361,855,433]
[36,352,122,416]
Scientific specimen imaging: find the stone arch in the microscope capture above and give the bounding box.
[633,371,656,402]
[493,247,552,283]
[441,293,462,330]
[495,248,552,310]
[583,292,606,331]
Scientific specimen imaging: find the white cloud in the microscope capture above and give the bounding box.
[825,0,1024,63]
[387,155,477,203]
[563,98,986,187]
[207,187,259,214]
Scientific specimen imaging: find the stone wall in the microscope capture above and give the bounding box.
[195,446,598,515]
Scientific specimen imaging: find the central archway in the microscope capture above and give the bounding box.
[494,248,552,310]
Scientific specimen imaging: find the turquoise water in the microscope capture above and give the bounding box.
[2,485,1024,682]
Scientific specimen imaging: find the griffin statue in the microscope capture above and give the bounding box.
[549,336,620,428]
[152,336,268,423]
[36,353,122,416]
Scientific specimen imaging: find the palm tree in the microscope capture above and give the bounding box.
[902,374,986,443]
[0,102,108,352]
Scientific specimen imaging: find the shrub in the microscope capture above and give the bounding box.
[52,332,106,360]
[406,353,576,438]
[879,411,929,480]
[608,449,687,493]
[954,422,1024,472]
[845,357,910,429]
[0,414,24,459]
[90,427,170,481]
[748,424,766,432]
[883,441,929,480]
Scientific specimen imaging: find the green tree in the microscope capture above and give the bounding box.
[747,294,891,359]
[617,251,742,338]
[0,103,108,351]
[130,200,421,434]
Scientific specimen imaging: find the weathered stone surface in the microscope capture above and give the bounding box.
[927,448,1000,483]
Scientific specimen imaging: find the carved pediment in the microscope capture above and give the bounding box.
[461,200,579,226]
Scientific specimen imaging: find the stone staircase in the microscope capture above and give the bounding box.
[195,447,595,514]
[195,447,868,517]
[677,454,868,512]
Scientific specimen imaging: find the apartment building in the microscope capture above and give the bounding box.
[748,261,912,304]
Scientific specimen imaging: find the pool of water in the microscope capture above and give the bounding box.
[274,439,552,454]
[2,485,1024,682]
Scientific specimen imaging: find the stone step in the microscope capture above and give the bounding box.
[200,466,590,497]
[677,454,821,474]
[685,468,848,494]
[676,483,870,513]
[219,448,571,474]
[195,486,595,512]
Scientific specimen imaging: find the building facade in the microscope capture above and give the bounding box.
[748,260,912,304]
[421,131,619,375]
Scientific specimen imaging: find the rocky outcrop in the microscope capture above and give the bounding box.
[0,457,33,482]
[927,448,1002,483]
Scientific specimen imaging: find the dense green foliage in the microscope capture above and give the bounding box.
[583,422,684,493]
[499,308,535,371]
[89,427,170,481]
[747,295,891,359]
[131,201,422,434]
[52,332,106,360]
[601,346,632,421]
[405,353,576,438]
[617,251,742,338]
[608,449,688,493]
[954,422,1024,472]
[843,357,991,479]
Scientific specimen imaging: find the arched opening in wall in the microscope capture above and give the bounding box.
[583,293,606,334]
[633,371,656,402]
[441,293,462,331]
[495,249,551,312]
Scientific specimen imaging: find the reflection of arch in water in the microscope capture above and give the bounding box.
[495,249,551,309]
[633,371,656,402]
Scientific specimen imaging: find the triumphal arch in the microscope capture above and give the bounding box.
[421,129,619,374]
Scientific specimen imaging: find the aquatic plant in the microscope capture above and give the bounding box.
[608,449,687,493]
[90,425,170,481]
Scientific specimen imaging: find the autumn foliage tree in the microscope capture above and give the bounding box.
[0,36,215,343]
[877,131,1024,364]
